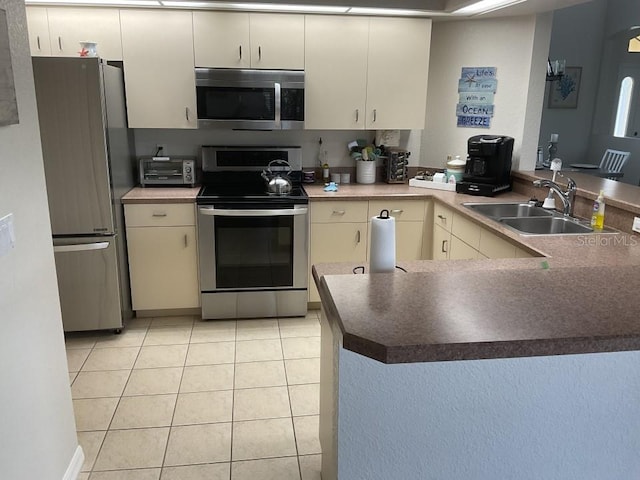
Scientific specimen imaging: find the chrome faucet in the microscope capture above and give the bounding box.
[532,173,577,216]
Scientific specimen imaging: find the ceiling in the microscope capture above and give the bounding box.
[24,0,594,18]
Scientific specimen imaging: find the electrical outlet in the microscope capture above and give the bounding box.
[155,144,167,156]
[632,217,640,234]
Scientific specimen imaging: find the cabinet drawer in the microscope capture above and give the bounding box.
[368,199,425,222]
[433,202,453,232]
[311,201,369,223]
[125,203,195,227]
[451,213,481,250]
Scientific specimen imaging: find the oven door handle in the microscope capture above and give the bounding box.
[199,207,308,217]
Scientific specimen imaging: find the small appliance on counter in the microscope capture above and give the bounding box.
[456,135,514,196]
[139,156,196,187]
[383,148,410,183]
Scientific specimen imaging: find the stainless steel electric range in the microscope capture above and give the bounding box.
[196,146,309,319]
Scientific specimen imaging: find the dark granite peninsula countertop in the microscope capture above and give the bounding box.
[316,263,640,364]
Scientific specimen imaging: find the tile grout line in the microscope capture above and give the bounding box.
[229,319,238,479]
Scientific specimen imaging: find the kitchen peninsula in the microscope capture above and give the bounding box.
[310,176,640,480]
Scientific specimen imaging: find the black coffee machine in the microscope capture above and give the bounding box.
[456,135,514,196]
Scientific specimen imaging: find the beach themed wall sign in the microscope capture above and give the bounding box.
[457,66,497,129]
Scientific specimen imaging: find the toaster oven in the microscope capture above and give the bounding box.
[139,157,196,187]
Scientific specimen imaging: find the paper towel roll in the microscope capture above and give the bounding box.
[370,210,396,273]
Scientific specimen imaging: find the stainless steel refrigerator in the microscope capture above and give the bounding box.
[33,57,134,332]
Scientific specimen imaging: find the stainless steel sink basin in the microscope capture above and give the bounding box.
[499,216,594,235]
[464,202,553,219]
[462,201,618,236]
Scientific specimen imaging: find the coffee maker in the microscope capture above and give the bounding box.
[456,135,514,196]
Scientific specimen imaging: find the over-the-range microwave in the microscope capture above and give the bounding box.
[195,68,304,130]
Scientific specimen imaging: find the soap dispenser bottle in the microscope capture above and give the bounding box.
[590,190,606,230]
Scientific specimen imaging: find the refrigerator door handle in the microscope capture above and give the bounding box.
[54,241,110,253]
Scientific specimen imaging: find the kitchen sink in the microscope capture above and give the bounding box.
[464,202,553,219]
[499,216,594,235]
[463,201,618,236]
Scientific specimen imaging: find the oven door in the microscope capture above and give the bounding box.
[198,205,308,318]
[198,205,308,291]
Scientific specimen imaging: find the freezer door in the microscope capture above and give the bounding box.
[33,57,115,235]
[53,236,122,332]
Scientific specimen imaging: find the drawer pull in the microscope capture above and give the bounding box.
[441,240,448,253]
[391,209,404,214]
[184,234,188,248]
[333,210,346,215]
[355,109,359,123]
[239,45,242,59]
[58,36,62,51]
[37,36,41,51]
[356,230,361,244]
[258,45,262,60]
[152,212,167,217]
[437,214,447,221]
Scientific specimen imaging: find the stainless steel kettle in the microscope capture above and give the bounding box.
[261,159,293,195]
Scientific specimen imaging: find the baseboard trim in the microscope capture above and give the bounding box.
[62,445,84,480]
[133,307,201,318]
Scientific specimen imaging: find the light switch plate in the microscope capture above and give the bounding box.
[633,216,640,234]
[0,213,15,258]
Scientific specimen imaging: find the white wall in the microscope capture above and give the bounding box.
[538,0,607,166]
[338,348,640,479]
[0,1,79,478]
[421,14,552,171]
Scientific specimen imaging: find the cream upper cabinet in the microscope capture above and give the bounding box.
[305,15,431,130]
[120,9,197,129]
[365,17,431,130]
[249,14,304,69]
[193,11,251,68]
[46,7,123,60]
[304,15,369,129]
[193,12,304,69]
[26,7,51,56]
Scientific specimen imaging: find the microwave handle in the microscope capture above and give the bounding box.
[274,82,281,129]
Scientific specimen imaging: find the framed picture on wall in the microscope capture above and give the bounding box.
[548,66,582,109]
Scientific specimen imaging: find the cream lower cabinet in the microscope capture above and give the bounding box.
[368,199,427,261]
[120,10,196,128]
[125,204,200,311]
[432,201,535,260]
[309,201,369,302]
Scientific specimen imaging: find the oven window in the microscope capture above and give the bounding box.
[197,87,275,120]
[215,215,293,288]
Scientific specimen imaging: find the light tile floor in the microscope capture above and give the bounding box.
[65,312,322,480]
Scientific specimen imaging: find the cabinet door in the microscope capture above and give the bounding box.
[309,222,368,302]
[47,7,122,60]
[478,229,517,259]
[304,15,368,129]
[26,7,51,56]
[432,224,450,261]
[366,17,431,129]
[396,222,425,261]
[127,226,200,310]
[120,9,196,129]
[250,13,304,69]
[193,11,250,68]
[449,236,479,260]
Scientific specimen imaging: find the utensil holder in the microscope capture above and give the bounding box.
[356,160,376,184]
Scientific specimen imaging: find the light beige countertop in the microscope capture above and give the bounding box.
[122,186,201,204]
